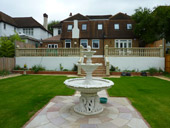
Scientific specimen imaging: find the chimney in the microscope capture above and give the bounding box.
[43,13,48,30]
[69,12,72,17]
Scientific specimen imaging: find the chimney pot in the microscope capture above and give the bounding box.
[69,12,72,16]
[43,13,48,18]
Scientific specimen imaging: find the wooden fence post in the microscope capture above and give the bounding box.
[159,46,164,57]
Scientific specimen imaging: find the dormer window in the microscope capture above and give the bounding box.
[67,25,72,31]
[127,24,132,30]
[82,24,87,30]
[98,24,103,30]
[114,24,119,30]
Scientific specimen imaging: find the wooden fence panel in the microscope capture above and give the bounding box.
[165,55,170,73]
[0,57,15,71]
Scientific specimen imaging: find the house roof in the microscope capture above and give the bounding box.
[86,15,112,20]
[62,13,89,22]
[53,23,62,28]
[0,11,17,26]
[42,35,61,43]
[0,11,52,34]
[13,17,47,31]
[109,12,131,20]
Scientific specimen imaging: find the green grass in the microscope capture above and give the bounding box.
[107,76,170,128]
[0,75,75,128]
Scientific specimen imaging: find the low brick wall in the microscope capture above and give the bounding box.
[13,70,77,75]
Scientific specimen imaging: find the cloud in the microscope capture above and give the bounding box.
[0,0,169,24]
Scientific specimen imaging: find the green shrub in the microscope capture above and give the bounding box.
[147,67,158,76]
[14,65,22,70]
[63,69,69,71]
[72,64,77,71]
[59,64,63,71]
[0,70,10,76]
[31,65,45,73]
[110,65,120,72]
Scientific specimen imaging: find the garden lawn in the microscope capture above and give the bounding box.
[0,75,75,128]
[107,76,170,128]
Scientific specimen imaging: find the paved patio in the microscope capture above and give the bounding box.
[24,90,150,128]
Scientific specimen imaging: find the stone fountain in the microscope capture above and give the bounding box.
[64,46,114,115]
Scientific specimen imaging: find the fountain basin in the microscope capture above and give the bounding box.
[64,78,113,93]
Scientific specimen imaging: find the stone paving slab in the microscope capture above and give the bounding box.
[0,73,21,80]
[24,96,150,128]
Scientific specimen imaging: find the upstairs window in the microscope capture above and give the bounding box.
[98,24,103,30]
[67,25,72,31]
[23,28,34,35]
[92,39,100,49]
[114,24,119,30]
[58,29,61,34]
[65,39,71,48]
[4,23,6,29]
[80,39,88,48]
[127,24,132,29]
[82,24,87,30]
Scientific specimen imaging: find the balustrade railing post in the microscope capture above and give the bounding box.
[105,45,108,57]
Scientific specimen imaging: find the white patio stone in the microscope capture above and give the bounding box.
[127,118,149,128]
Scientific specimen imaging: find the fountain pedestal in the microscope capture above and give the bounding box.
[64,46,114,115]
[74,92,103,115]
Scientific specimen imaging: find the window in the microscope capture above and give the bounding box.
[115,39,132,48]
[4,23,6,29]
[48,44,58,48]
[23,28,34,35]
[92,39,100,49]
[65,39,71,48]
[58,29,61,34]
[82,24,87,30]
[67,25,72,31]
[114,24,119,30]
[127,24,132,30]
[98,24,103,30]
[80,39,88,48]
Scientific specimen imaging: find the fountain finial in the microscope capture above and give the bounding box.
[87,45,91,51]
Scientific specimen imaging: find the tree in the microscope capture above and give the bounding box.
[0,33,24,57]
[153,6,170,41]
[48,20,60,34]
[132,7,157,45]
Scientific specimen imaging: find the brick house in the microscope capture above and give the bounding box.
[44,12,139,55]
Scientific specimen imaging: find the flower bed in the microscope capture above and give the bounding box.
[12,70,77,75]
[110,72,162,76]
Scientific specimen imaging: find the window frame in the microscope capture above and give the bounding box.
[80,39,88,48]
[92,39,100,49]
[115,39,132,48]
[82,24,87,30]
[67,25,73,31]
[23,28,34,36]
[114,24,119,30]
[98,24,103,30]
[127,24,132,30]
[48,44,58,48]
[4,23,6,29]
[65,39,71,48]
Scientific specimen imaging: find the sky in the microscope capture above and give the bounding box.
[0,0,170,24]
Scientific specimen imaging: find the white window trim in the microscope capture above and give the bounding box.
[114,39,132,48]
[114,24,119,30]
[65,39,71,48]
[80,39,88,48]
[127,24,132,30]
[67,25,72,31]
[82,24,87,30]
[48,44,58,48]
[92,39,100,49]
[98,24,103,30]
